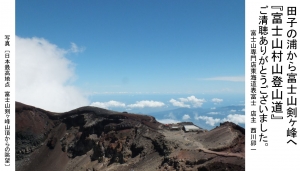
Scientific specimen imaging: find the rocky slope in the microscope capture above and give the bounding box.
[16,102,245,171]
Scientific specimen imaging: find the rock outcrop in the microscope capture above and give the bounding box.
[16,102,245,171]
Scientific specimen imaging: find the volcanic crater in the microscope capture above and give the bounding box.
[16,102,245,171]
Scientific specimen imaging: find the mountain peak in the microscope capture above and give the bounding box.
[16,101,245,171]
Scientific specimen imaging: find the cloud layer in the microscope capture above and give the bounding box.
[127,100,165,108]
[182,114,191,120]
[225,114,245,124]
[169,96,205,108]
[194,114,221,126]
[16,36,89,112]
[207,112,220,115]
[169,99,190,108]
[157,119,180,124]
[90,101,126,109]
[90,100,165,109]
[212,98,223,103]
[195,113,245,126]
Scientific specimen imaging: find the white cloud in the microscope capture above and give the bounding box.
[211,107,216,110]
[127,100,165,108]
[16,36,89,112]
[89,100,165,110]
[169,99,190,108]
[182,114,191,120]
[223,114,245,125]
[204,76,245,82]
[69,42,85,53]
[169,96,205,108]
[207,112,219,115]
[230,110,236,113]
[157,119,180,124]
[181,96,205,107]
[194,114,221,126]
[212,98,223,103]
[241,108,245,112]
[194,113,245,127]
[92,91,167,95]
[90,101,126,109]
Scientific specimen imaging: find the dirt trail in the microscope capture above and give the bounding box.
[186,131,244,158]
[199,147,244,158]
[182,136,244,158]
[162,129,245,159]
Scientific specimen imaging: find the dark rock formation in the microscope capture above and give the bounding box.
[16,102,245,171]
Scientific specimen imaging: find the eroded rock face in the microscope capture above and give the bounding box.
[56,112,165,163]
[16,102,245,171]
[15,102,57,160]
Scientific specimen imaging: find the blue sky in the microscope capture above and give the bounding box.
[16,0,245,128]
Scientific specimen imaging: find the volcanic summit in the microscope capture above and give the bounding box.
[16,102,245,171]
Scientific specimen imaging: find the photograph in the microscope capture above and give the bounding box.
[14,1,245,171]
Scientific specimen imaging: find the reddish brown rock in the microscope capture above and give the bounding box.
[16,102,245,171]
